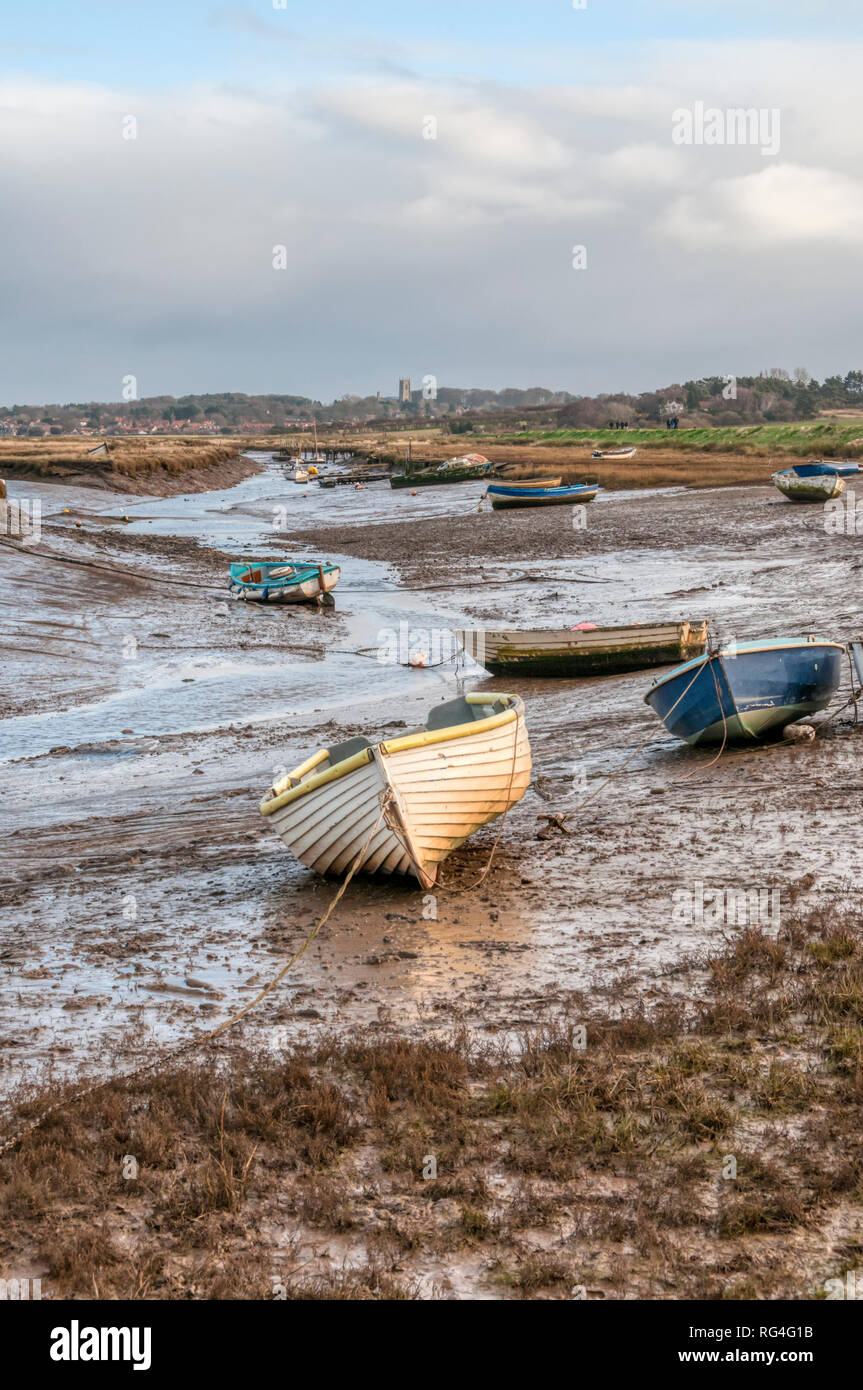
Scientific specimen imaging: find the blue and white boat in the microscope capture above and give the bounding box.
[487,482,599,511]
[772,460,859,502]
[644,637,845,745]
[229,559,341,603]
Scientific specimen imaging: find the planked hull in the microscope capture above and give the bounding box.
[592,446,636,459]
[644,640,844,746]
[261,695,532,887]
[452,621,709,678]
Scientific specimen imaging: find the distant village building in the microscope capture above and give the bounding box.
[399,377,411,403]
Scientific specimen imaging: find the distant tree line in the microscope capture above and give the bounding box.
[3,371,863,433]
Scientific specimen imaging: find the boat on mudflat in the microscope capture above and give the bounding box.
[229,560,341,603]
[491,476,562,490]
[644,637,844,746]
[487,482,599,510]
[809,459,860,475]
[452,620,708,678]
[391,454,493,488]
[772,463,848,502]
[260,693,532,889]
[592,446,637,459]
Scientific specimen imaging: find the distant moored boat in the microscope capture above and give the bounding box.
[592,446,637,459]
[391,455,493,488]
[772,463,848,502]
[487,481,599,510]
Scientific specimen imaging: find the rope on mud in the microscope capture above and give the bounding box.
[0,795,394,1160]
[537,659,709,837]
[404,571,608,591]
[0,537,225,594]
[673,652,729,782]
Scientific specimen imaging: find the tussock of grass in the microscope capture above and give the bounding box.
[3,908,863,1298]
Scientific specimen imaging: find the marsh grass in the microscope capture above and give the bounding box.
[354,419,863,490]
[3,908,863,1299]
[0,436,239,482]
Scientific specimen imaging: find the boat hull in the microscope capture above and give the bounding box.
[453,621,708,678]
[490,476,562,490]
[391,465,491,488]
[488,484,598,510]
[644,641,844,746]
[772,470,845,502]
[261,696,532,887]
[229,562,341,603]
[592,447,636,459]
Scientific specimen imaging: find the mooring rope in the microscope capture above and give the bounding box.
[673,653,729,781]
[537,658,709,835]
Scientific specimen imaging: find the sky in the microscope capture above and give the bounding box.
[1,0,862,405]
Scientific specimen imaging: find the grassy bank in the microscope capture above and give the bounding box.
[499,421,863,458]
[0,437,241,487]
[302,420,862,490]
[2,906,862,1300]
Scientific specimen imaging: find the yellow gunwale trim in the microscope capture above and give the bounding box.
[260,695,523,816]
[381,704,519,756]
[270,747,330,799]
[260,748,374,816]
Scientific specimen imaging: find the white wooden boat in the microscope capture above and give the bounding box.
[260,693,531,889]
[592,446,637,459]
[290,462,310,484]
[452,621,709,678]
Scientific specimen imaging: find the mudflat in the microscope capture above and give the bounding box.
[2,454,862,1298]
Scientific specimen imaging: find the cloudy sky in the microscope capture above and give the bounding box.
[2,0,862,405]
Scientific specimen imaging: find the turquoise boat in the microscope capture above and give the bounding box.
[229,560,341,604]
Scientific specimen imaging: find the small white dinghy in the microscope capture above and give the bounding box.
[260,693,532,889]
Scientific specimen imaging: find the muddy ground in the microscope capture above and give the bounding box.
[2,454,862,1298]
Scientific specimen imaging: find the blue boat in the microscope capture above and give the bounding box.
[487,482,599,511]
[229,559,341,604]
[772,460,860,502]
[644,638,844,745]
